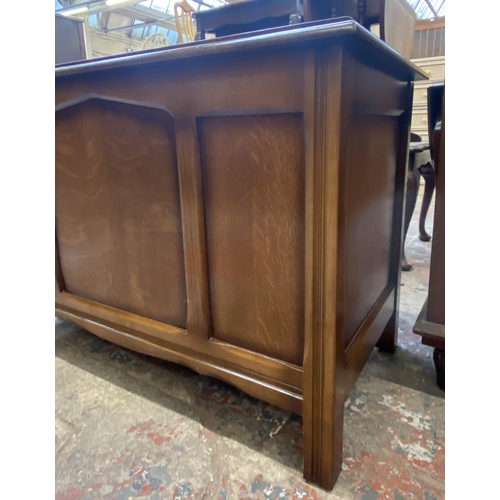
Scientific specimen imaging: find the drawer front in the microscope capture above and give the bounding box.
[413,86,428,106]
[415,63,445,81]
[411,110,429,131]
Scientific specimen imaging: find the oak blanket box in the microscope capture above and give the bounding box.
[55,18,426,489]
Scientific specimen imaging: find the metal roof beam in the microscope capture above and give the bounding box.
[115,5,178,30]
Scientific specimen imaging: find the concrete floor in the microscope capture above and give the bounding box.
[55,190,444,500]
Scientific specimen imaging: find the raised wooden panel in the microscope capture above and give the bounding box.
[199,114,305,366]
[55,97,187,328]
[342,115,398,348]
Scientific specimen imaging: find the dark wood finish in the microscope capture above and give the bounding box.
[433,349,445,390]
[342,111,400,347]
[55,97,187,328]
[195,0,415,56]
[194,0,300,39]
[427,81,445,162]
[55,19,425,490]
[376,78,414,352]
[413,82,444,390]
[414,298,444,347]
[55,19,427,82]
[199,114,305,365]
[427,118,444,325]
[401,142,422,271]
[418,160,435,241]
[55,13,87,65]
[175,117,212,339]
[302,45,349,489]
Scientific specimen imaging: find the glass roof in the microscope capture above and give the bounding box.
[408,0,445,19]
[139,0,226,14]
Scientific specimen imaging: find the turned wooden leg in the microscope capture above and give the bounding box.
[433,348,445,390]
[418,161,435,242]
[401,159,420,272]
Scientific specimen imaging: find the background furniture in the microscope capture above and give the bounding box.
[410,17,445,142]
[414,81,444,390]
[55,13,87,65]
[55,19,426,490]
[411,16,445,60]
[174,0,196,44]
[194,0,301,40]
[401,136,434,271]
[141,32,170,50]
[410,54,444,141]
[402,17,446,270]
[195,0,416,57]
[329,0,416,57]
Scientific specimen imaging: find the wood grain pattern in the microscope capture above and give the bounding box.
[342,114,397,347]
[302,46,348,491]
[55,51,305,121]
[55,21,425,491]
[56,293,304,399]
[199,114,305,366]
[55,98,187,327]
[175,117,212,338]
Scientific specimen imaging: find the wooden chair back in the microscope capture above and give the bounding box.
[380,0,417,58]
[174,0,196,44]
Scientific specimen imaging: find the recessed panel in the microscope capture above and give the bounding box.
[55,98,186,328]
[199,114,305,365]
[343,115,398,347]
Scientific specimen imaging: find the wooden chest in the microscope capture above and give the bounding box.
[55,19,426,489]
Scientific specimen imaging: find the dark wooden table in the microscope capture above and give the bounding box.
[55,18,427,490]
[194,0,301,39]
[193,0,385,40]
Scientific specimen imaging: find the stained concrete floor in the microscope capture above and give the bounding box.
[55,190,444,500]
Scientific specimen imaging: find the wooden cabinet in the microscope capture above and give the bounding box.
[55,19,426,490]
